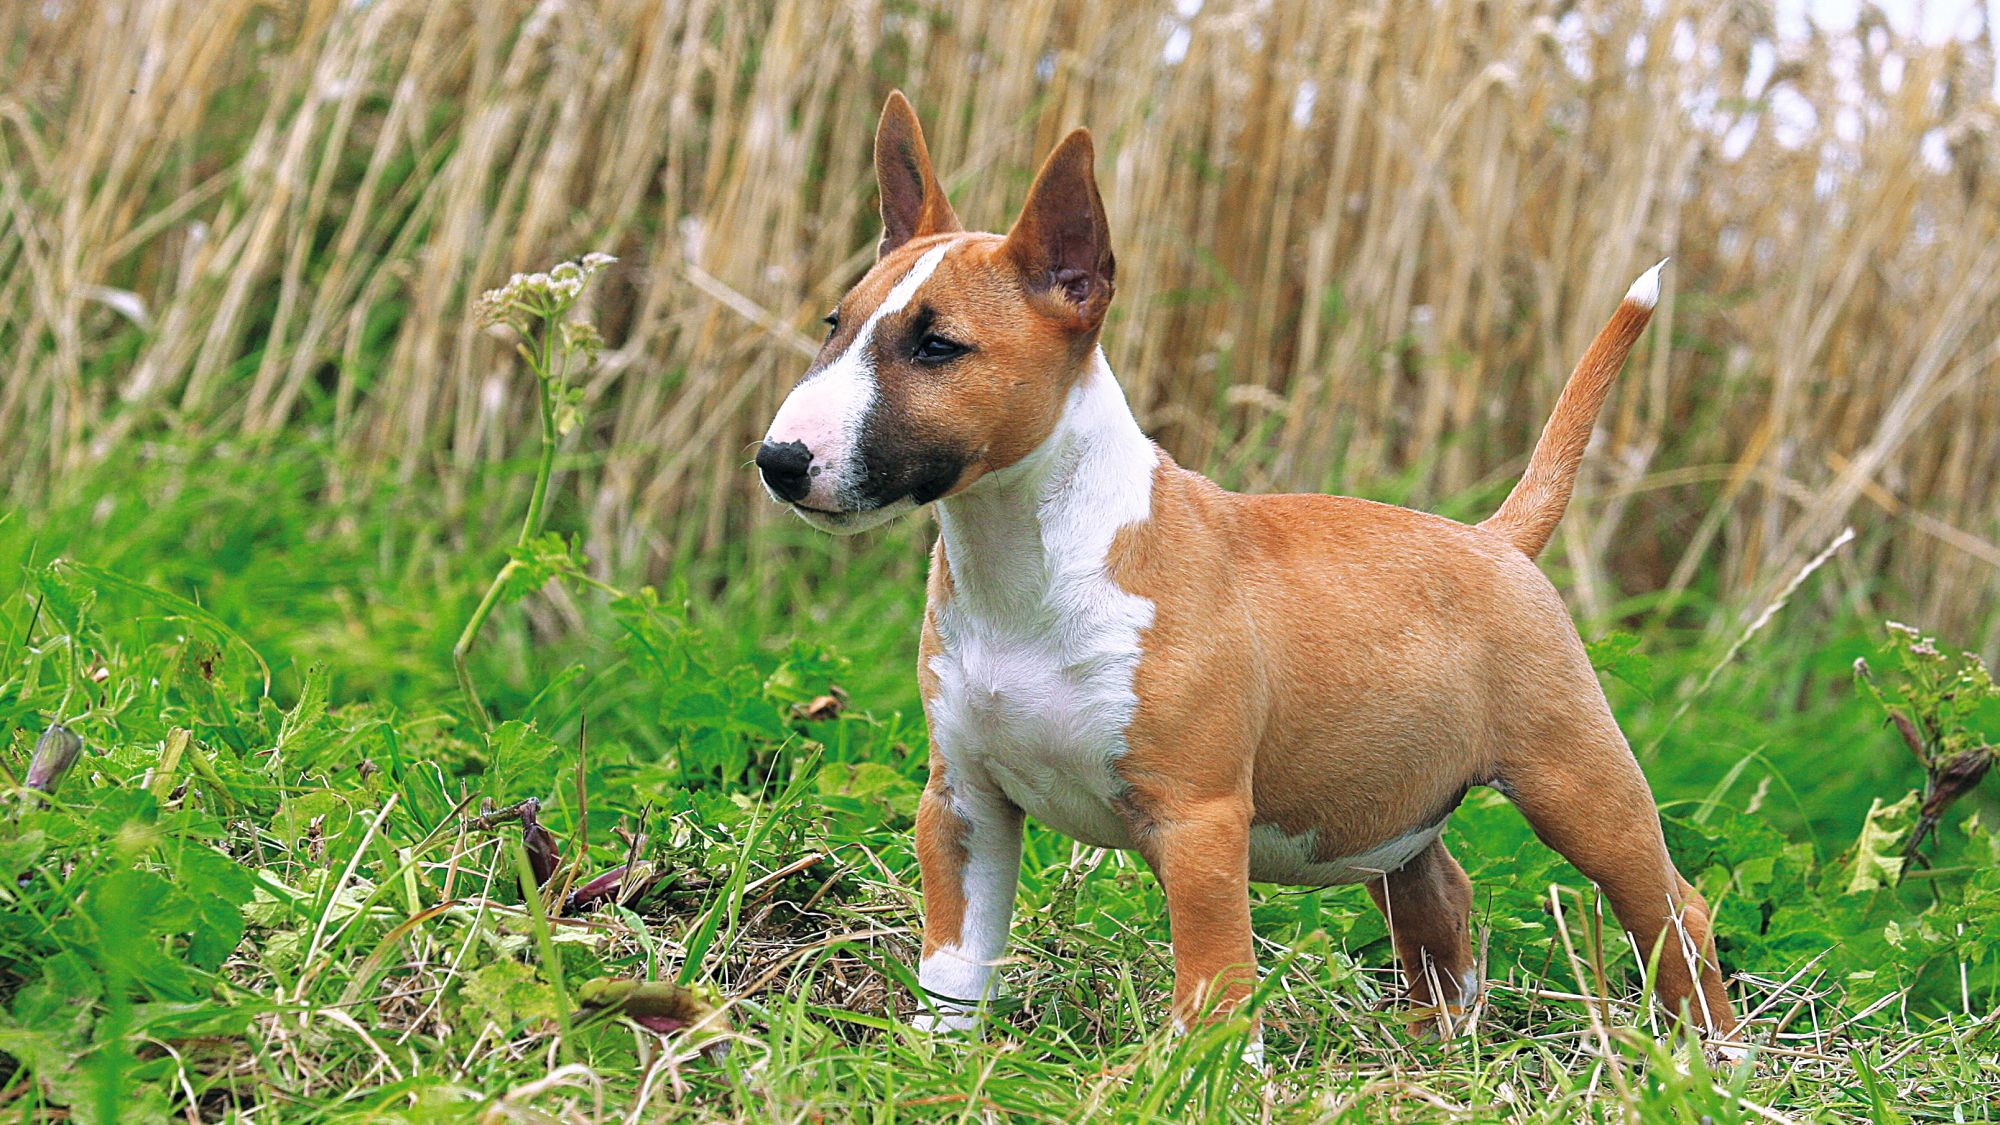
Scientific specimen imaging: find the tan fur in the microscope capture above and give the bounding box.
[914,557,962,958]
[1367,839,1477,1010]
[1105,454,1733,1036]
[914,761,971,958]
[1482,298,1656,558]
[806,93,1737,1046]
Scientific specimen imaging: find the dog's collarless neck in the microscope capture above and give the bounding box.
[933,350,1156,616]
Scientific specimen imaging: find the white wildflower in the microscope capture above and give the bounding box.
[478,253,613,327]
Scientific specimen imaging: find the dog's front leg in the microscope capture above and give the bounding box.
[1136,794,1258,1030]
[912,769,1024,1031]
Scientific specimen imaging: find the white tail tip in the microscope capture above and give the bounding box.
[1624,257,1669,308]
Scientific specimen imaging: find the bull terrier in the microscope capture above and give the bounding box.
[757,91,1737,1052]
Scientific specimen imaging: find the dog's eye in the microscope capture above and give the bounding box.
[913,333,969,365]
[822,311,839,339]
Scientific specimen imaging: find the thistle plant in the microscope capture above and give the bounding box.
[1855,621,1999,871]
[454,254,615,730]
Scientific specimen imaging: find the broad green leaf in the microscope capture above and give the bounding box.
[1845,792,1917,894]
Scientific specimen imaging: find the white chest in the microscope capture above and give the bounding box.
[921,352,1162,851]
[926,588,1152,850]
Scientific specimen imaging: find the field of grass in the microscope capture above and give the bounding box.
[5,1,2000,1122]
[3,415,1998,1122]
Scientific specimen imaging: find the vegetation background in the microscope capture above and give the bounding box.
[2,0,1998,1120]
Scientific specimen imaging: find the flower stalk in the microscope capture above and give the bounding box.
[453,255,614,730]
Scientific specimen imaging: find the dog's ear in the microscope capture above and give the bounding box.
[875,91,960,259]
[1001,127,1115,334]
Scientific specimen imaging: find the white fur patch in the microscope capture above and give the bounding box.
[1625,258,1668,309]
[1172,1017,1267,1069]
[1712,1040,1752,1066]
[913,353,1157,1022]
[765,241,954,515]
[1455,967,1482,1008]
[1247,820,1444,886]
[926,352,1158,851]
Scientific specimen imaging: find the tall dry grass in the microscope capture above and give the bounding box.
[3,0,1998,639]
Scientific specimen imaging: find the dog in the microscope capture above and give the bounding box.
[758,91,1738,1051]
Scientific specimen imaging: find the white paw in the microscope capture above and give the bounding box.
[1455,969,1483,1008]
[909,1007,979,1034]
[1171,1017,1269,1070]
[1708,1039,1753,1067]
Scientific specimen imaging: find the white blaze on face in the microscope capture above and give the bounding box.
[764,242,954,516]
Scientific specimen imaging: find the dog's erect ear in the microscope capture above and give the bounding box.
[1001,127,1116,333]
[875,91,960,259]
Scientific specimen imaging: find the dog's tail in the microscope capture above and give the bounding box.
[1479,260,1664,559]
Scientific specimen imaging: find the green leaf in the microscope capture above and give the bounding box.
[48,559,271,695]
[485,721,561,803]
[550,380,586,437]
[817,761,921,829]
[460,958,555,1028]
[274,789,353,849]
[270,663,332,763]
[1586,631,1655,697]
[1844,792,1917,894]
[172,846,259,969]
[499,533,587,603]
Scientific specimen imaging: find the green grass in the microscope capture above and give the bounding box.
[1,439,1997,1123]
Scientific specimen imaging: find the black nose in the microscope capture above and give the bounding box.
[756,440,814,502]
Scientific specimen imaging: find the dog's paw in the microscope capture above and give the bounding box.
[1706,1038,1754,1068]
[909,1007,979,1035]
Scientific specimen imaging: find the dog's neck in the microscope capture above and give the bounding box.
[934,350,1157,623]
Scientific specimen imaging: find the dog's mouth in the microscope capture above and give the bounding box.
[785,496,918,536]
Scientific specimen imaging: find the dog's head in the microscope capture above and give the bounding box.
[758,91,1116,534]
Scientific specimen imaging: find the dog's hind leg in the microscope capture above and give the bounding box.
[1366,838,1479,1019]
[1501,719,1737,1039]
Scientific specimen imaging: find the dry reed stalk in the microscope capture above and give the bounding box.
[3,0,1998,634]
